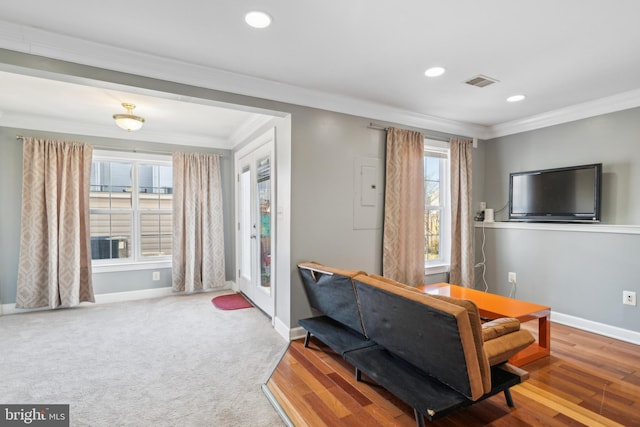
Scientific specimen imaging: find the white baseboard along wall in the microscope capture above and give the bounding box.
[2,286,638,346]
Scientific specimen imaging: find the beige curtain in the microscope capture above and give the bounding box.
[382,127,425,285]
[16,138,94,308]
[172,152,226,292]
[450,137,474,287]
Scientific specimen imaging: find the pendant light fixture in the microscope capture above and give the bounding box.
[113,102,145,131]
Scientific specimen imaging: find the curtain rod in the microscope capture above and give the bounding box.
[16,135,226,157]
[366,122,451,143]
[367,122,478,147]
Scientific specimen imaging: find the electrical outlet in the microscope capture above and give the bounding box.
[153,271,160,281]
[623,291,636,306]
[508,272,517,284]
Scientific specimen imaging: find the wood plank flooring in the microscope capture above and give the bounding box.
[264,322,640,426]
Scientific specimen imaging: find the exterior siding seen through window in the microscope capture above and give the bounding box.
[89,154,172,265]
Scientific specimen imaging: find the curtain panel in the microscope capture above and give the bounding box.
[16,137,94,308]
[172,152,226,292]
[450,137,474,287]
[382,127,425,285]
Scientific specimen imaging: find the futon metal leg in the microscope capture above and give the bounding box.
[303,331,311,347]
[504,389,514,407]
[355,368,362,382]
[413,408,426,427]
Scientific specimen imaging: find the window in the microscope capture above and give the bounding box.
[424,140,450,272]
[89,151,172,267]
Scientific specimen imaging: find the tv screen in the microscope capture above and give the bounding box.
[509,163,602,222]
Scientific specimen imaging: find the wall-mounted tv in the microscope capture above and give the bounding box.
[509,163,602,222]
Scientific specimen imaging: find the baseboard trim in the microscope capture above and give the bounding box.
[273,317,290,341]
[0,287,173,315]
[274,313,640,346]
[273,317,307,342]
[0,282,234,316]
[289,326,307,341]
[552,311,640,345]
[92,287,174,305]
[6,291,635,346]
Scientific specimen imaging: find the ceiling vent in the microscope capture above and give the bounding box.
[465,75,499,88]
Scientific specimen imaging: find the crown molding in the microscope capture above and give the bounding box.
[0,20,483,139]
[486,88,640,139]
[2,20,640,141]
[0,112,230,148]
[228,114,275,148]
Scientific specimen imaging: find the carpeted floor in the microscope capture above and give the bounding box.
[0,291,287,426]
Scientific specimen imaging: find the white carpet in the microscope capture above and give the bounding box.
[0,291,287,426]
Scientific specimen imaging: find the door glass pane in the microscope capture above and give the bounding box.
[240,168,252,279]
[257,156,271,291]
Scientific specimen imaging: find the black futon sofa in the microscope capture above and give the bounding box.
[298,262,535,426]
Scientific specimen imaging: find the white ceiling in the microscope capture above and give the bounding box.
[0,70,273,148]
[1,0,640,143]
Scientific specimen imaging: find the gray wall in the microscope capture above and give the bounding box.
[289,110,386,323]
[287,110,457,323]
[0,126,232,305]
[0,127,23,306]
[0,45,454,329]
[4,49,636,336]
[477,107,640,332]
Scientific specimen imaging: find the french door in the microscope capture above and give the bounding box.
[236,134,275,317]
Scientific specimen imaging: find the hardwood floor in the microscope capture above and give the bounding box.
[264,322,640,426]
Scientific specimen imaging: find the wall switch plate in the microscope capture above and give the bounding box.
[623,291,636,306]
[153,271,160,281]
[508,272,517,284]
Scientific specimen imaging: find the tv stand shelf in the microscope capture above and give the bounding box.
[474,221,640,236]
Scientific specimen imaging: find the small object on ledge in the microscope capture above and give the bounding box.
[484,208,494,222]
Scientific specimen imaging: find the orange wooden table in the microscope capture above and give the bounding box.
[416,283,551,366]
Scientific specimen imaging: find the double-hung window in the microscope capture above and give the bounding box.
[89,151,173,270]
[424,140,450,273]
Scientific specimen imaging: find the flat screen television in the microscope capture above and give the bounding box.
[509,163,602,222]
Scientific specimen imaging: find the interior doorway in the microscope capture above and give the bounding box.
[235,129,275,317]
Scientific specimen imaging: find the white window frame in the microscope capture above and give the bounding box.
[424,139,451,275]
[91,150,172,273]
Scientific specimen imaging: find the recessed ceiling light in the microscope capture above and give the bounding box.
[424,67,446,78]
[245,11,272,29]
[507,94,526,103]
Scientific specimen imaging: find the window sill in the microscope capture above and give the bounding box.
[424,264,450,275]
[92,260,172,274]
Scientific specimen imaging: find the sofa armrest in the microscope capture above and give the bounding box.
[482,317,521,341]
[483,330,535,366]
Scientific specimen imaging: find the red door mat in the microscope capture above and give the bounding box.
[211,293,253,310]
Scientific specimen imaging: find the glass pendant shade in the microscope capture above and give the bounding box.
[113,103,145,131]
